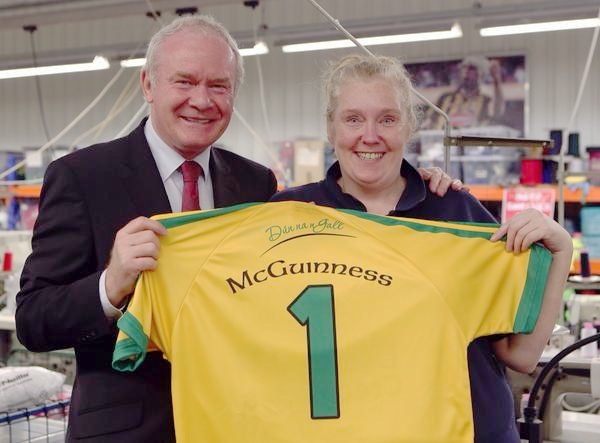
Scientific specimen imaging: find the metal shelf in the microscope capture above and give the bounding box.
[445,135,552,149]
[565,171,600,178]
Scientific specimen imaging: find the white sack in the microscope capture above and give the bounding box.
[0,366,65,411]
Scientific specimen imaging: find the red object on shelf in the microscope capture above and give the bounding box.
[2,252,12,272]
[520,158,543,184]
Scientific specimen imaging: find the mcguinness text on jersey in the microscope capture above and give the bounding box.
[226,259,393,295]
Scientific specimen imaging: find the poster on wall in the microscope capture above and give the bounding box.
[405,54,526,135]
[405,55,527,185]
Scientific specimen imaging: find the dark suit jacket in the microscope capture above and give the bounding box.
[15,119,277,442]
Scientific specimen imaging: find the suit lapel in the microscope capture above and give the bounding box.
[211,147,240,208]
[117,120,172,216]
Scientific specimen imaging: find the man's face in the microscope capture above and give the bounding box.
[141,30,237,158]
[460,65,480,92]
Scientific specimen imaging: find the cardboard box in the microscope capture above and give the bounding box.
[293,140,325,186]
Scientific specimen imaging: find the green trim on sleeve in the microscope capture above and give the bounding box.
[112,312,149,372]
[513,245,553,333]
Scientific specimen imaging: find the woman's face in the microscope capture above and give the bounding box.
[328,76,409,194]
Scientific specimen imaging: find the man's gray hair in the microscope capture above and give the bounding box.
[144,15,244,93]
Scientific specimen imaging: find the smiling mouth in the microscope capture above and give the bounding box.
[356,152,384,160]
[181,116,213,124]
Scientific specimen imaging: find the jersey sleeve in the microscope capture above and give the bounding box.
[112,272,158,372]
[371,215,553,341]
[410,221,552,339]
[112,204,260,372]
[112,232,204,371]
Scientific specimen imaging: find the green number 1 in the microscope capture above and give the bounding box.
[288,285,340,419]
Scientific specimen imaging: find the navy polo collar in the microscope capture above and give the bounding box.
[323,160,427,214]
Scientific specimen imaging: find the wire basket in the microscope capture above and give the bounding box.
[0,400,69,443]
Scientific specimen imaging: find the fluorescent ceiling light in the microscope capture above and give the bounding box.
[239,40,269,56]
[0,56,109,80]
[480,17,600,36]
[121,41,269,68]
[120,58,145,68]
[282,23,462,53]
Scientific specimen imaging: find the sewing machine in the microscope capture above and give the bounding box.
[508,330,600,443]
[567,294,600,332]
[508,290,600,442]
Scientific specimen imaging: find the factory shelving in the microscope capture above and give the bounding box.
[470,184,600,203]
[7,184,42,199]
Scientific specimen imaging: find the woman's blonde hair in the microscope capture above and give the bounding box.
[323,54,419,133]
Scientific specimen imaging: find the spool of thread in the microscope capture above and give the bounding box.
[587,147,600,170]
[520,158,542,185]
[580,250,591,277]
[587,147,600,186]
[542,160,557,183]
[568,133,580,157]
[568,157,585,174]
[548,129,562,155]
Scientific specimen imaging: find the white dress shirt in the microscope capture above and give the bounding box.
[144,117,214,212]
[100,117,215,317]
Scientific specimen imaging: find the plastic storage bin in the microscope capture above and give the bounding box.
[580,206,600,258]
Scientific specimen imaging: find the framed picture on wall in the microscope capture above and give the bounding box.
[405,54,526,136]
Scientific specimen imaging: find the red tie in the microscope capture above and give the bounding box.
[180,161,203,212]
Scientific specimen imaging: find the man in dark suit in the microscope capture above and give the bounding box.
[15,14,462,443]
[15,15,276,442]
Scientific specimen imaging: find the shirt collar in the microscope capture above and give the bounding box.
[144,116,212,182]
[324,160,427,213]
[395,161,427,211]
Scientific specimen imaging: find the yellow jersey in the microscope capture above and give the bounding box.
[113,201,551,443]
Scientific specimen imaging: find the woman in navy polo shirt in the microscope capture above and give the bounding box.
[271,53,572,442]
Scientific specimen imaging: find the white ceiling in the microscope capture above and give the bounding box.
[0,0,598,65]
[0,0,247,29]
[0,0,598,31]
